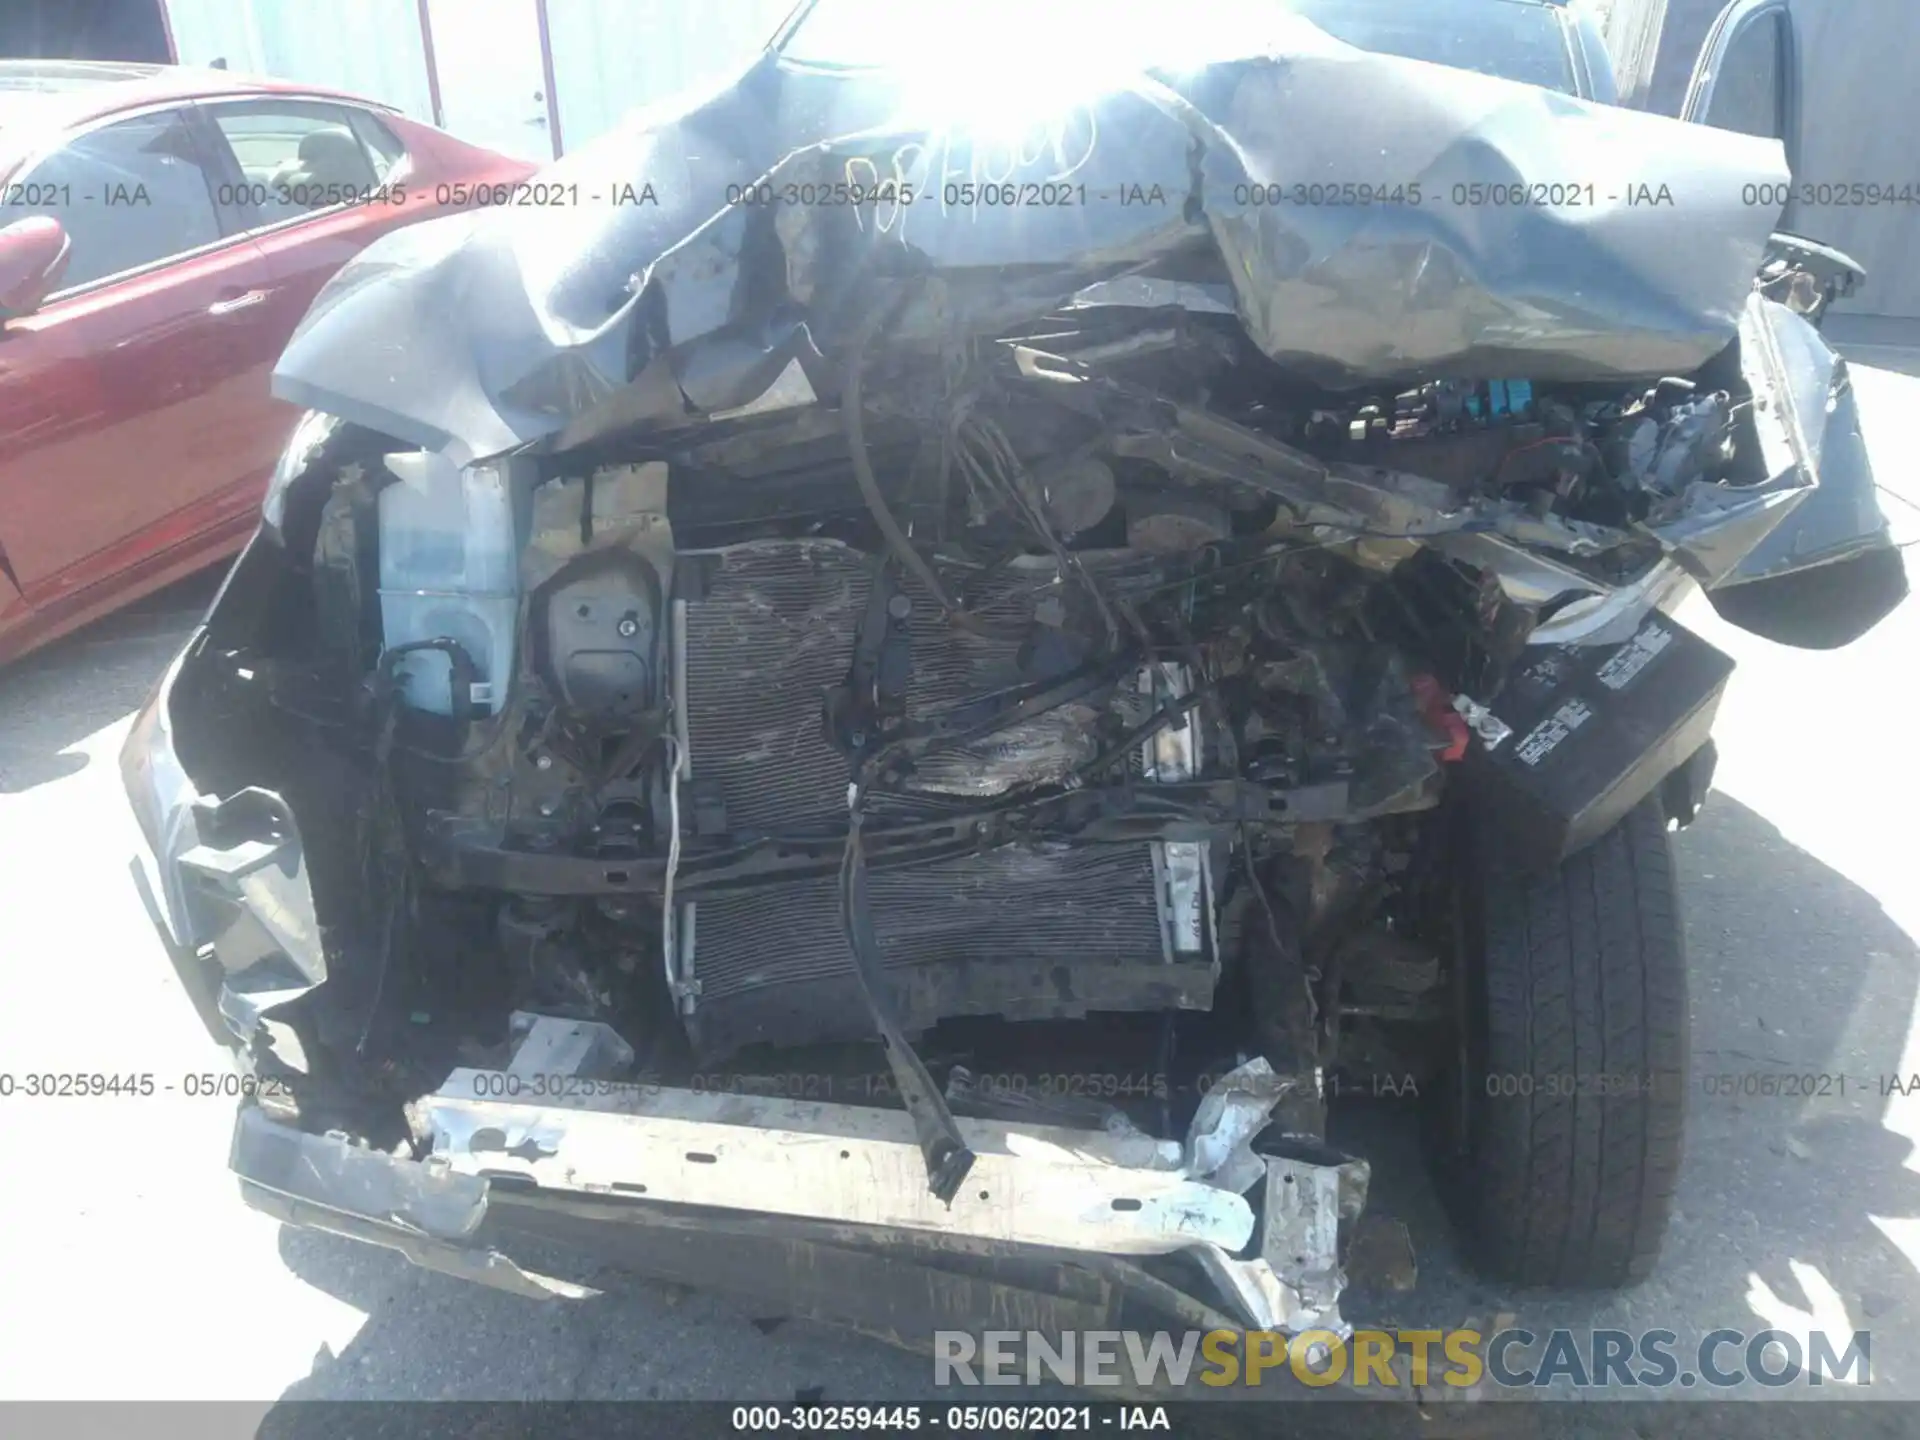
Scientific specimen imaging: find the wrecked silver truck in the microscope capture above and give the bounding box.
[122,0,1907,1345]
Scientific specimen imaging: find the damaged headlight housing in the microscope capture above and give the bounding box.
[261,410,342,534]
[120,643,205,953]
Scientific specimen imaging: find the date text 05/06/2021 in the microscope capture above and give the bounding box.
[729,1405,1170,1432]
[0,1072,291,1099]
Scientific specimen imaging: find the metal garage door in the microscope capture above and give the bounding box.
[163,0,434,123]
[544,0,795,155]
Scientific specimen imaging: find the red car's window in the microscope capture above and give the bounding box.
[18,107,224,293]
[346,108,408,181]
[202,100,383,224]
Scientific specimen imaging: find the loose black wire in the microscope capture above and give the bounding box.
[837,799,976,1203]
[841,309,1009,641]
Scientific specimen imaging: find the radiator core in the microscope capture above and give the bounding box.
[675,539,1215,1059]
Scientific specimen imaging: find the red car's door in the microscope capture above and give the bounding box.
[192,99,435,367]
[0,105,284,616]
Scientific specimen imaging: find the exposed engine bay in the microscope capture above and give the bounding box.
[167,269,1843,1214]
[125,11,1910,1336]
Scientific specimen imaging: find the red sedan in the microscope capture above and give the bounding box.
[0,60,534,665]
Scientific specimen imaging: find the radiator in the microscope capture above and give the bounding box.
[675,539,1215,1059]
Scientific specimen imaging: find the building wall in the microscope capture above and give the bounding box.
[1788,0,1920,337]
[1603,0,1920,335]
[545,0,792,152]
[164,0,436,123]
[1598,0,1719,116]
[161,0,789,162]
[0,0,173,62]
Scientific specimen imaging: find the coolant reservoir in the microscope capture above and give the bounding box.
[377,452,518,714]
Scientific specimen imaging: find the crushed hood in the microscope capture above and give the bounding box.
[272,5,1790,465]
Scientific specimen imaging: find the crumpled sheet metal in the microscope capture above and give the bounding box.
[272,14,1789,466]
[416,1038,1344,1328]
[1338,291,1854,638]
[420,1051,1254,1256]
[1453,295,1856,630]
[1178,1058,1370,1335]
[1184,1056,1289,1197]
[1194,1153,1371,1337]
[1712,294,1894,586]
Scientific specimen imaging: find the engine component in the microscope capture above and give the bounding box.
[1465,614,1733,863]
[1307,378,1536,446]
[1141,663,1211,960]
[499,898,607,1016]
[1036,455,1117,534]
[684,846,1211,1057]
[377,452,520,714]
[670,538,1217,1059]
[522,460,674,720]
[539,553,660,715]
[1126,492,1232,553]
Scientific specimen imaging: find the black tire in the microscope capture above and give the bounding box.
[1440,797,1688,1288]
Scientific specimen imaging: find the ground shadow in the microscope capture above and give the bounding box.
[0,570,219,793]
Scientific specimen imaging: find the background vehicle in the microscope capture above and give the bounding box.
[1285,0,1619,101]
[0,61,533,666]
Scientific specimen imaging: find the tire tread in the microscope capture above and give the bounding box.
[1467,800,1687,1287]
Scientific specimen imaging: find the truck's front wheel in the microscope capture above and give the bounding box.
[1438,797,1688,1288]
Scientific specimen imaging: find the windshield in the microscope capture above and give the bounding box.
[1287,0,1576,93]
[780,0,1578,95]
[780,0,1341,71]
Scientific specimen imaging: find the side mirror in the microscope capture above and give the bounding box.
[0,216,72,322]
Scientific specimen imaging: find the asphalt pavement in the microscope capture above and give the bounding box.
[1,369,1917,1423]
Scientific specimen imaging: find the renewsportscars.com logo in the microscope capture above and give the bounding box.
[934,1328,1872,1390]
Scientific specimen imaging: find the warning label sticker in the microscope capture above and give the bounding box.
[1596,620,1675,693]
[1515,697,1594,767]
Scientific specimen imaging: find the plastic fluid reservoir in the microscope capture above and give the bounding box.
[378,452,518,714]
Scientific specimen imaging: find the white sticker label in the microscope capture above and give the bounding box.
[1515,697,1594,767]
[1596,620,1675,692]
